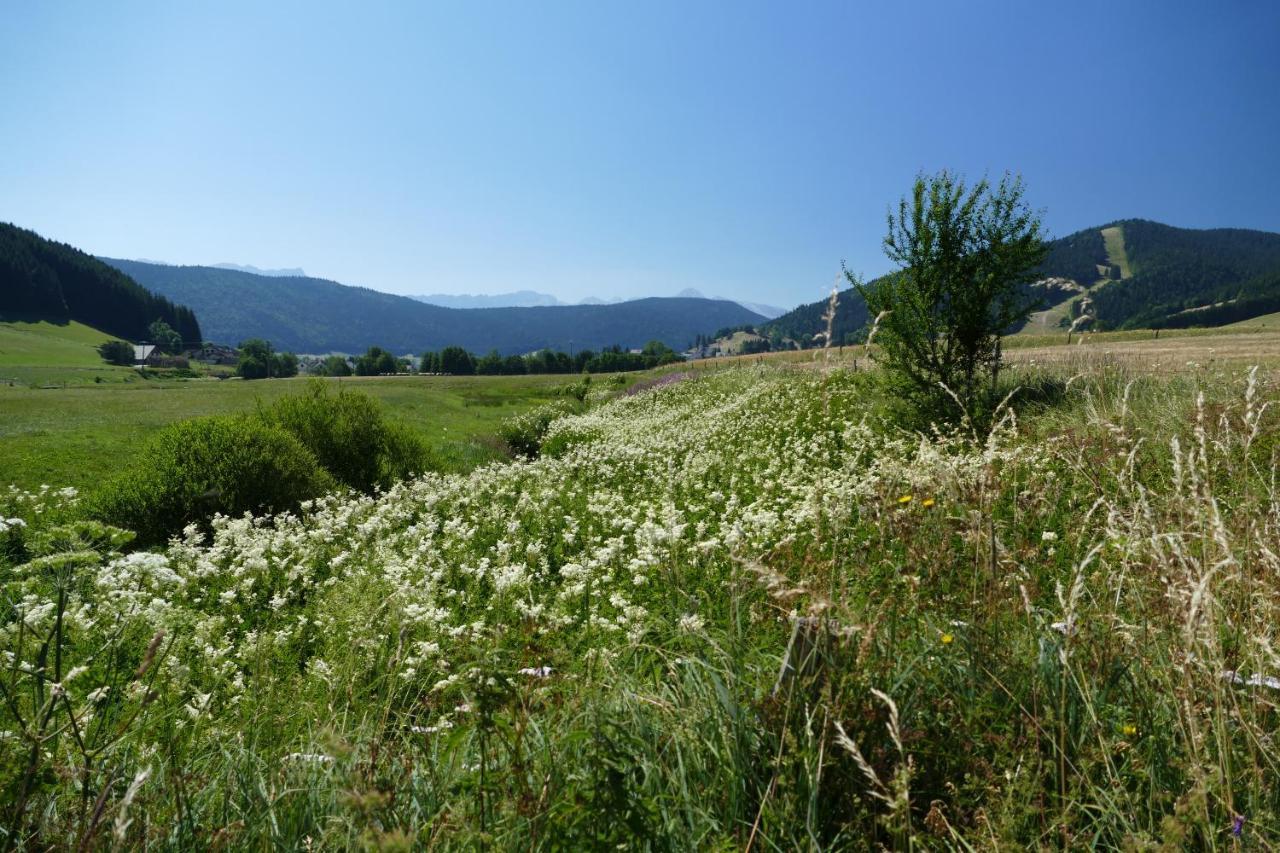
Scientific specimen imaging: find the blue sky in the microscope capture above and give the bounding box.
[3,1,1278,309]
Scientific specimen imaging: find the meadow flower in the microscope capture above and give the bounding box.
[518,666,553,677]
[679,613,706,633]
[941,633,954,645]
[897,494,913,505]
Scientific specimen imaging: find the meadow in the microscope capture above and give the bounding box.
[0,373,579,490]
[2,332,1279,848]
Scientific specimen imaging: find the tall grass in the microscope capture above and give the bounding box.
[1,360,1277,848]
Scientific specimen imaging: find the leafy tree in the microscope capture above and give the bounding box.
[355,346,398,376]
[315,354,352,376]
[438,346,474,375]
[272,351,299,378]
[237,338,275,379]
[853,171,1046,423]
[148,318,184,354]
[97,339,135,366]
[476,349,504,375]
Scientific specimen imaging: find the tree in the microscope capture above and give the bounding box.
[148,318,184,354]
[98,339,135,366]
[476,349,504,375]
[237,338,274,379]
[438,346,474,375]
[315,354,352,376]
[853,171,1046,423]
[354,346,398,376]
[272,351,299,378]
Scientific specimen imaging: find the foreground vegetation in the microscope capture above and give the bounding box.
[2,353,1277,848]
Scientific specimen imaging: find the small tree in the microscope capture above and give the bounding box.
[148,318,184,354]
[272,351,300,378]
[438,346,475,375]
[355,346,397,376]
[316,354,352,376]
[853,171,1046,424]
[237,338,274,379]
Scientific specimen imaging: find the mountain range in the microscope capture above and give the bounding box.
[7,218,1278,359]
[410,288,786,317]
[100,259,767,354]
[763,219,1280,345]
[212,263,308,277]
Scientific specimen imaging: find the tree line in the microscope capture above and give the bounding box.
[308,341,682,378]
[1,222,202,343]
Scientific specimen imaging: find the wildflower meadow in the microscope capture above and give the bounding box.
[2,358,1278,848]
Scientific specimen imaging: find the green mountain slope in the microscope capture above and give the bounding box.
[102,259,766,354]
[764,219,1280,343]
[0,223,202,343]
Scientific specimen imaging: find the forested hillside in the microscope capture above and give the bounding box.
[764,219,1280,343]
[1091,220,1280,328]
[0,224,201,342]
[103,259,765,353]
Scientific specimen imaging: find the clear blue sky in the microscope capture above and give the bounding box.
[3,1,1278,309]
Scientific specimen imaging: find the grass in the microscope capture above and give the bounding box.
[4,355,1279,848]
[1101,224,1132,279]
[0,319,137,387]
[0,373,577,490]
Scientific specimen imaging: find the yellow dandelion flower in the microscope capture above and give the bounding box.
[941,633,954,645]
[922,498,935,508]
[898,494,913,505]
[1122,723,1137,737]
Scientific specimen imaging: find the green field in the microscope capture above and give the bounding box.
[0,318,139,386]
[0,373,579,490]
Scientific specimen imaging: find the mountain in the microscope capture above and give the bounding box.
[764,219,1280,344]
[0,223,202,343]
[411,290,564,309]
[733,300,787,320]
[415,286,786,316]
[674,288,787,319]
[101,259,766,354]
[212,263,307,277]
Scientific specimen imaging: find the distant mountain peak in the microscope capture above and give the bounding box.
[411,290,564,309]
[212,263,307,277]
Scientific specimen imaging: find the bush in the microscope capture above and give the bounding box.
[91,416,333,545]
[258,381,435,492]
[97,339,134,366]
[498,401,578,458]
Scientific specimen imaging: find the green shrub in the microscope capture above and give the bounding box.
[258,381,435,492]
[91,416,333,545]
[97,339,134,366]
[498,400,578,458]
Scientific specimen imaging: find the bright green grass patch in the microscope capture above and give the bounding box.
[1101,224,1132,278]
[0,319,139,386]
[0,373,577,490]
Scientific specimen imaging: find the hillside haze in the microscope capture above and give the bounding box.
[102,259,766,354]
